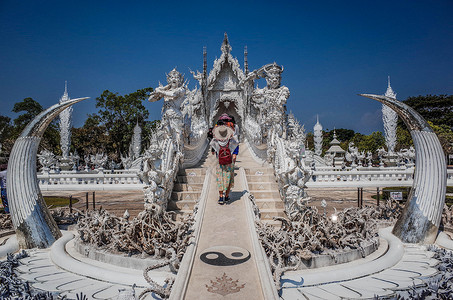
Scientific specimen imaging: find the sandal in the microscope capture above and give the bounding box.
[225,196,230,203]
[218,196,224,205]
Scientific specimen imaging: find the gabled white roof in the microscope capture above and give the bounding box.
[207,33,245,89]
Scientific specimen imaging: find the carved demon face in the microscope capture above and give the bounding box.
[166,68,184,89]
[265,73,282,89]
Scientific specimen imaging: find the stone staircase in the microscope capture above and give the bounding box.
[168,167,206,216]
[244,166,286,226]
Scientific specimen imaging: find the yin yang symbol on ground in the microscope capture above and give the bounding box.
[200,246,251,266]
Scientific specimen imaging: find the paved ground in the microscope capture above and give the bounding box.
[281,243,438,299]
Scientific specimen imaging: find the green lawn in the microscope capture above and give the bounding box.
[44,196,79,207]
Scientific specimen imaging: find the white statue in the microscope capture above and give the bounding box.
[248,63,289,137]
[346,142,359,167]
[90,153,107,170]
[149,68,187,148]
[38,149,57,171]
[313,115,323,156]
[139,135,165,209]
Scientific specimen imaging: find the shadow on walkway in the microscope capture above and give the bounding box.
[226,190,247,204]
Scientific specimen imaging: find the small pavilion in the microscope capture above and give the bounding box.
[325,130,346,167]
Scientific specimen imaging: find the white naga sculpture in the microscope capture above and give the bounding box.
[382,76,398,153]
[7,97,88,248]
[361,93,447,244]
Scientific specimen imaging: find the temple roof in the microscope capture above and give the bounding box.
[326,130,345,154]
[207,33,245,89]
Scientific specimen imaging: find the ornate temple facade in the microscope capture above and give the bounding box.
[204,33,246,127]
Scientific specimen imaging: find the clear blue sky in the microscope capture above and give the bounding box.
[1,0,452,134]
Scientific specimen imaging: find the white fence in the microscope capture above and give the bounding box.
[307,167,453,188]
[38,170,144,191]
[37,167,453,191]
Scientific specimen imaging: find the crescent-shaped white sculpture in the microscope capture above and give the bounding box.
[360,94,447,244]
[7,97,89,249]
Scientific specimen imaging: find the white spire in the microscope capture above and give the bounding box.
[385,76,397,99]
[314,115,323,156]
[60,80,70,103]
[58,81,73,158]
[382,76,398,153]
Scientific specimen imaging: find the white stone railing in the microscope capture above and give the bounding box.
[37,167,453,191]
[307,168,453,188]
[182,135,209,168]
[38,170,144,191]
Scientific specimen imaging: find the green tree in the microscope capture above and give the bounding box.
[72,114,111,158]
[395,123,413,151]
[428,121,453,155]
[404,94,453,128]
[395,94,453,153]
[0,115,12,158]
[353,131,386,153]
[306,132,314,152]
[12,97,44,132]
[79,88,153,161]
[11,98,60,155]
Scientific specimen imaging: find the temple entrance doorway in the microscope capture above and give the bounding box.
[211,98,242,136]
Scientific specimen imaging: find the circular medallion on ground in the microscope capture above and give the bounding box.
[200,246,251,266]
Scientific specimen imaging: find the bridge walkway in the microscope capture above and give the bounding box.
[182,142,277,299]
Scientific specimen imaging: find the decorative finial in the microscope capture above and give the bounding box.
[221,32,232,54]
[60,80,70,103]
[384,76,397,99]
[244,45,248,75]
[203,46,207,78]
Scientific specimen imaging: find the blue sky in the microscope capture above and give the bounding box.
[1,0,452,134]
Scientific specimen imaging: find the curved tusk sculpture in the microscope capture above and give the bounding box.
[6,97,89,249]
[359,94,447,244]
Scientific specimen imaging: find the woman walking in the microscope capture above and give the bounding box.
[211,120,239,205]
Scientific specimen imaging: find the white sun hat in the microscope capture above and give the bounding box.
[213,125,234,141]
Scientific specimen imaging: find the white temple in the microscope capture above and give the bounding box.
[382,76,398,153]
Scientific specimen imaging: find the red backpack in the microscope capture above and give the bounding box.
[218,143,232,165]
